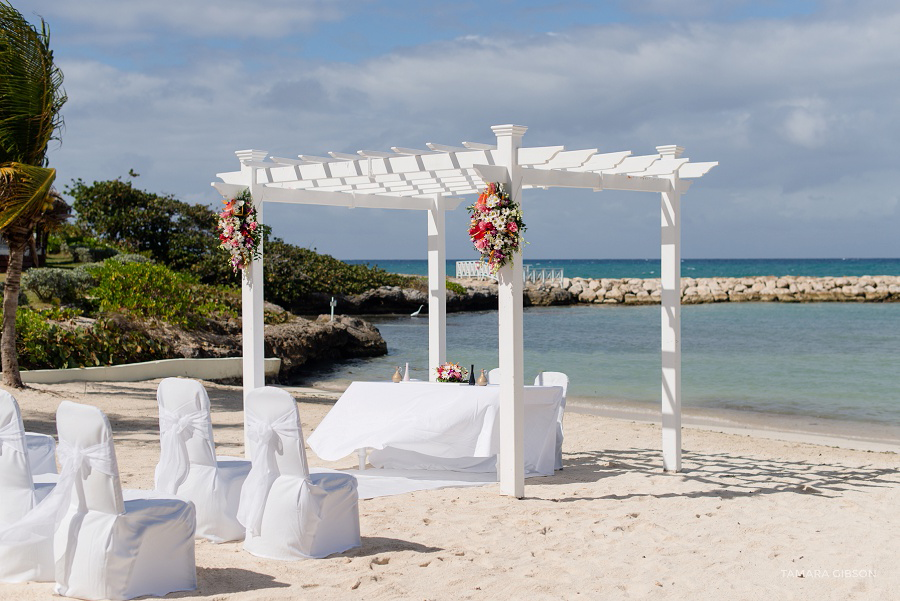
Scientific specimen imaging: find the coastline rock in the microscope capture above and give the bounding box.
[264,315,387,377]
[141,312,388,379]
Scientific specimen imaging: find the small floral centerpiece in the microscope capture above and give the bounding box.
[435,361,468,383]
[467,182,526,274]
[217,188,265,273]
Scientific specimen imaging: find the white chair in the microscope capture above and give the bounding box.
[487,367,502,384]
[238,386,360,560]
[154,377,251,542]
[0,391,55,583]
[25,432,58,476]
[53,401,197,599]
[534,371,569,470]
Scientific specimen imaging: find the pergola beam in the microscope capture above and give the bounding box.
[520,167,602,190]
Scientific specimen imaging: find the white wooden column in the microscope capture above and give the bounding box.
[658,145,683,472]
[427,194,447,381]
[236,149,267,456]
[493,124,527,498]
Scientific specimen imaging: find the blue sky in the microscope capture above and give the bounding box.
[21,0,900,260]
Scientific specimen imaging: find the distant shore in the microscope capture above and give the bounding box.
[549,274,900,305]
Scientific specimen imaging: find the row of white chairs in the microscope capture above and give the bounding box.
[0,380,361,600]
[487,370,569,471]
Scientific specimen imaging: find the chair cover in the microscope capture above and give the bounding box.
[0,391,55,583]
[238,386,360,560]
[534,371,569,470]
[154,377,251,542]
[53,401,197,600]
[25,432,58,476]
[1,401,196,598]
[487,368,502,385]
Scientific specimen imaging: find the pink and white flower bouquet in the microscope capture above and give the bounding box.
[217,188,265,273]
[467,182,526,273]
[435,361,468,383]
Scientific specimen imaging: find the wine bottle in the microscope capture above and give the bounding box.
[468,364,476,385]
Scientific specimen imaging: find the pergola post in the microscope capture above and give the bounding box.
[236,149,268,457]
[658,145,683,472]
[427,194,447,381]
[493,124,527,498]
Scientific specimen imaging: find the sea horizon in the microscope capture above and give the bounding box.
[346,257,900,279]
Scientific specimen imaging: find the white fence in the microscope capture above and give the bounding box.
[455,261,564,286]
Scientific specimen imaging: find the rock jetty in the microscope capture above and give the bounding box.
[552,275,900,305]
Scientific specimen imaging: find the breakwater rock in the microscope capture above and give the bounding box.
[557,275,900,305]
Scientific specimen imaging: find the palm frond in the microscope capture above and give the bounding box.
[0,162,55,231]
[0,1,66,165]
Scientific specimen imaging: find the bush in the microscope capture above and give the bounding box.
[446,280,467,295]
[86,260,236,329]
[14,308,171,370]
[47,233,63,254]
[262,239,411,308]
[71,245,118,263]
[107,253,151,264]
[21,267,94,303]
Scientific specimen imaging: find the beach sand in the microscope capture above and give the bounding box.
[2,379,898,600]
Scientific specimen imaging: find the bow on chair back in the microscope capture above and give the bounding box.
[155,378,216,494]
[238,387,308,536]
[55,401,124,517]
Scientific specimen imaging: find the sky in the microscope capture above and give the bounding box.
[19,0,900,260]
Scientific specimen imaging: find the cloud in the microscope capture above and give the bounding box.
[31,1,900,258]
[26,0,349,38]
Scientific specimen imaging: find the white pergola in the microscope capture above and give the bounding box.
[212,124,716,498]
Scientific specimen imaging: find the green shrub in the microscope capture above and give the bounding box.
[21,267,94,303]
[107,253,151,264]
[14,308,170,370]
[262,239,411,308]
[47,233,63,254]
[446,280,467,295]
[71,245,118,263]
[86,261,236,329]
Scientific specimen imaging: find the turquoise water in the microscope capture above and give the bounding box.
[304,302,900,428]
[348,257,900,279]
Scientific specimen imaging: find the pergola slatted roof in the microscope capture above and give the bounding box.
[214,141,716,203]
[213,124,717,498]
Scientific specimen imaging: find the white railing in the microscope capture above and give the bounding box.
[524,266,564,286]
[455,260,495,280]
[455,261,564,286]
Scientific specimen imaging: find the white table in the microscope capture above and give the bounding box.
[306,381,564,476]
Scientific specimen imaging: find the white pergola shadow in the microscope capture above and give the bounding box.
[212,124,717,498]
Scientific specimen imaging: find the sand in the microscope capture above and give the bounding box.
[2,379,898,600]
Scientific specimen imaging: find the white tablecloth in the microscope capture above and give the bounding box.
[307,381,564,476]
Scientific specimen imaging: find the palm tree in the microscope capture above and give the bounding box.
[0,1,66,387]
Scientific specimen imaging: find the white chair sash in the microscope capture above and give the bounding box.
[0,439,115,546]
[155,407,211,494]
[0,418,25,456]
[236,411,303,536]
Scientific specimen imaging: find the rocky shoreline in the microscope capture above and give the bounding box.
[556,274,900,305]
[136,313,386,380]
[312,274,900,314]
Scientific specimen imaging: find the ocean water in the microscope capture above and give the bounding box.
[303,302,900,429]
[348,257,900,279]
